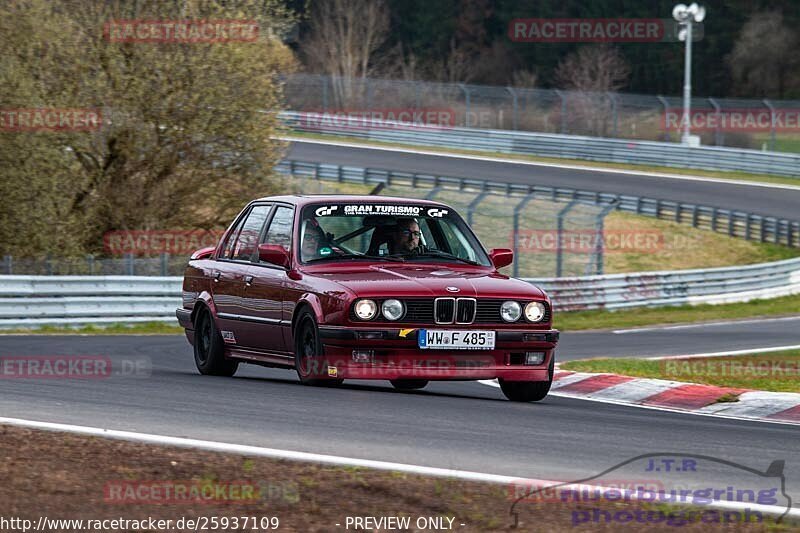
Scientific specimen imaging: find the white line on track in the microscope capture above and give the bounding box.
[613,315,800,334]
[644,344,800,360]
[281,136,800,192]
[1,416,796,520]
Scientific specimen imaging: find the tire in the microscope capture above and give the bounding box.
[294,310,343,387]
[193,307,238,377]
[499,355,554,402]
[390,379,428,390]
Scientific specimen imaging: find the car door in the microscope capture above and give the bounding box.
[238,204,295,354]
[212,203,272,346]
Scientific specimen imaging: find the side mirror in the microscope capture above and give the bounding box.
[489,248,514,269]
[258,244,290,269]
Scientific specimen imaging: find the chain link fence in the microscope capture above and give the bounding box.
[283,74,800,152]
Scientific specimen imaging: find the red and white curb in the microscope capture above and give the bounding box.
[549,370,800,424]
[480,353,800,426]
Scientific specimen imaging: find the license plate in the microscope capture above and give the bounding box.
[418,329,495,350]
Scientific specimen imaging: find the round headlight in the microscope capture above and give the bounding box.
[381,299,404,321]
[525,301,547,322]
[500,300,522,322]
[354,299,377,320]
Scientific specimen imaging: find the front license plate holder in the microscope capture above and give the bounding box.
[418,329,495,350]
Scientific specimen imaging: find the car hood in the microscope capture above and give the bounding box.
[309,264,546,300]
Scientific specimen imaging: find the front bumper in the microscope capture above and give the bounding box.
[317,326,558,382]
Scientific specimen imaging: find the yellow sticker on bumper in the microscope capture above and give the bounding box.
[398,328,415,338]
[327,366,338,377]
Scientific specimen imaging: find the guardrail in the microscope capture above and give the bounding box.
[0,276,180,328]
[1,259,798,327]
[276,159,800,250]
[528,257,800,311]
[281,111,800,178]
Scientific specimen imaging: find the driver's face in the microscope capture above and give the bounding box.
[395,222,421,252]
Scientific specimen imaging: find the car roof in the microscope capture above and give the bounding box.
[251,194,449,207]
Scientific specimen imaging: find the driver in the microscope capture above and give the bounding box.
[390,217,423,255]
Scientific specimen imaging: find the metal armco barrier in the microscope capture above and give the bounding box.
[1,259,799,327]
[0,276,181,328]
[276,159,800,249]
[528,257,800,311]
[281,111,800,178]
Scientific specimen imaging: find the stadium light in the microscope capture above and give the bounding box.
[673,3,706,145]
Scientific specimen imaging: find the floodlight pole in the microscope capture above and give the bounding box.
[674,3,705,145]
[681,21,693,144]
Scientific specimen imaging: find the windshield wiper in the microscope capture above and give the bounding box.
[414,251,481,266]
[305,253,404,263]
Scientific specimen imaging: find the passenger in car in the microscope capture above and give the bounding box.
[301,219,327,260]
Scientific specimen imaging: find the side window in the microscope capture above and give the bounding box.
[261,206,294,252]
[221,213,248,259]
[230,205,272,261]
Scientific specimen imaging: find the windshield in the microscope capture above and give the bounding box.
[299,202,492,266]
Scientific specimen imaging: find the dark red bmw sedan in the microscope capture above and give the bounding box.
[177,195,559,402]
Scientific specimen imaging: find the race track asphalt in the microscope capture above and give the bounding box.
[2,329,798,505]
[286,140,800,221]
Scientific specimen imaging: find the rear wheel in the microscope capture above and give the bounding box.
[499,356,554,402]
[193,308,238,377]
[294,310,343,387]
[390,379,428,390]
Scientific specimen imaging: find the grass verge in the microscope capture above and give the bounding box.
[285,131,800,188]
[2,424,793,531]
[560,349,800,394]
[0,321,185,335]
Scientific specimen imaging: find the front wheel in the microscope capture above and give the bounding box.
[193,308,238,377]
[294,310,343,387]
[499,356,554,402]
[390,379,428,390]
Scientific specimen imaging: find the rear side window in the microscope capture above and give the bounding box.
[262,206,294,251]
[221,215,248,259]
[220,204,271,260]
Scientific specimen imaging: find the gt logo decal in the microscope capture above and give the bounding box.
[427,208,448,218]
[315,206,338,216]
[220,330,236,344]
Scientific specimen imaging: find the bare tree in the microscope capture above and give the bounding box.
[301,0,390,106]
[727,11,799,98]
[554,45,630,137]
[555,45,630,93]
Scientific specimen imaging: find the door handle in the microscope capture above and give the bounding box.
[244,275,254,285]
[213,271,221,282]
